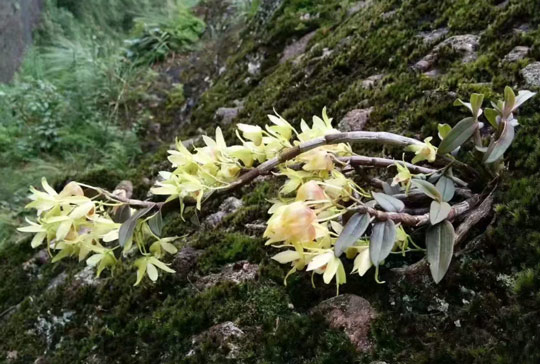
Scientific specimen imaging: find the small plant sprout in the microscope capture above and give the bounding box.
[18,88,535,288]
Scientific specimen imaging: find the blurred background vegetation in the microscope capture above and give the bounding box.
[0,0,205,248]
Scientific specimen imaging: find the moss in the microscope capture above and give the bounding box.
[194,232,266,274]
[4,0,540,362]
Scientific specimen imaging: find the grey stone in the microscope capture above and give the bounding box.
[204,196,243,228]
[513,23,531,34]
[246,53,262,76]
[215,106,243,125]
[187,321,245,359]
[280,30,317,64]
[22,249,50,273]
[423,68,442,78]
[311,294,377,352]
[171,246,202,281]
[46,272,67,292]
[195,261,258,290]
[36,310,75,347]
[503,46,530,63]
[347,1,372,16]
[414,34,480,72]
[361,74,384,89]
[381,9,397,20]
[418,28,449,45]
[338,107,373,132]
[521,62,540,87]
[0,0,44,83]
[72,266,100,288]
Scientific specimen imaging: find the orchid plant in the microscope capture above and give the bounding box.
[18,87,535,289]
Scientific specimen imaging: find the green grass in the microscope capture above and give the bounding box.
[0,0,204,249]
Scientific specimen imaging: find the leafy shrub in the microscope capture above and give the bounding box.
[125,6,205,64]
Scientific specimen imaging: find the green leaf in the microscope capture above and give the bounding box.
[470,93,484,118]
[438,117,477,154]
[483,120,515,164]
[430,201,452,225]
[148,210,163,237]
[411,179,442,201]
[118,207,153,247]
[426,220,455,283]
[372,192,405,212]
[484,108,499,129]
[334,213,370,257]
[435,176,455,202]
[453,98,472,113]
[503,86,516,117]
[369,220,396,267]
[438,123,452,140]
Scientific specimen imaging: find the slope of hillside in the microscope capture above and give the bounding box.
[1,0,540,363]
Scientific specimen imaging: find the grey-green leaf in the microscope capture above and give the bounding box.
[426,220,455,283]
[148,210,163,237]
[503,86,515,117]
[435,175,455,202]
[372,192,405,212]
[411,179,442,201]
[470,93,484,118]
[483,120,515,164]
[430,201,452,225]
[334,213,370,257]
[119,207,153,247]
[484,108,499,129]
[438,117,477,154]
[112,204,131,223]
[369,220,396,267]
[381,181,401,195]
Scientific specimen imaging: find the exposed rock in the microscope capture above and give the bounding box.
[0,0,44,83]
[215,105,243,125]
[423,68,442,78]
[338,107,373,132]
[187,321,245,359]
[6,350,17,362]
[513,23,531,34]
[381,9,397,20]
[36,310,75,347]
[204,196,243,228]
[171,246,202,281]
[72,266,100,288]
[280,30,317,64]
[46,271,68,292]
[195,261,258,290]
[503,46,530,63]
[347,1,372,16]
[414,34,480,72]
[311,294,377,352]
[521,62,540,87]
[496,0,510,9]
[22,249,50,274]
[418,28,449,45]
[246,53,262,76]
[361,74,384,89]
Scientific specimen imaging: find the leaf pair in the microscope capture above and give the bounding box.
[411,178,454,225]
[118,207,161,247]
